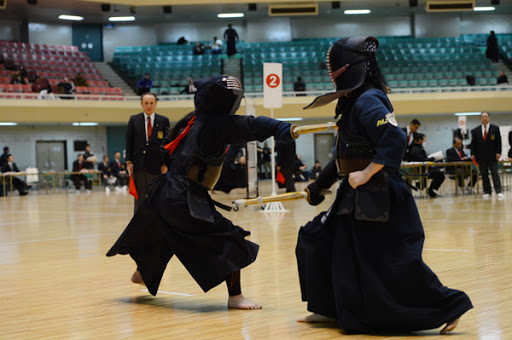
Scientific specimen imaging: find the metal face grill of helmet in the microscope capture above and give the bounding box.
[194,75,244,115]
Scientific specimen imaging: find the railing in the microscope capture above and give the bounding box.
[1,85,511,101]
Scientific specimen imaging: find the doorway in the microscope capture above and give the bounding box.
[36,141,67,172]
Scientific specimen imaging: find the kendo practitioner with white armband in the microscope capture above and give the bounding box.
[295,37,473,333]
[107,75,297,310]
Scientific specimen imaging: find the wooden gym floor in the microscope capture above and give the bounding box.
[1,181,511,339]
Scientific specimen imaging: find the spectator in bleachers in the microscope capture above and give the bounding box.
[193,42,205,55]
[408,133,445,198]
[497,70,508,85]
[11,69,26,84]
[318,61,327,70]
[470,111,503,199]
[98,155,116,192]
[211,36,222,54]
[310,160,322,180]
[0,146,9,168]
[486,31,500,63]
[1,154,29,196]
[224,24,239,58]
[177,36,188,45]
[180,78,197,94]
[57,77,75,99]
[71,154,92,192]
[402,119,421,159]
[83,144,96,170]
[136,73,152,96]
[75,72,88,87]
[110,151,129,189]
[446,137,477,194]
[294,77,306,95]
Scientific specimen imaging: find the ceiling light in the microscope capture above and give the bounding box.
[217,13,245,18]
[0,122,17,126]
[474,7,495,11]
[58,15,84,21]
[73,122,99,126]
[108,16,135,22]
[277,118,303,121]
[454,112,481,116]
[344,9,371,15]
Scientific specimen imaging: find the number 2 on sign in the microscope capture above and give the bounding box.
[266,74,280,88]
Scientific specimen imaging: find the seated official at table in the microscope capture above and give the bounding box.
[1,154,29,196]
[110,152,129,188]
[408,133,445,198]
[71,154,92,191]
[446,137,478,194]
[98,155,117,190]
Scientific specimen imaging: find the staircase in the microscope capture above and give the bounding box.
[93,62,136,96]
[221,58,243,84]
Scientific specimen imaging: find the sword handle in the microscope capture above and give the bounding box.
[293,122,338,136]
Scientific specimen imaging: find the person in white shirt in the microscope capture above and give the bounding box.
[211,36,223,54]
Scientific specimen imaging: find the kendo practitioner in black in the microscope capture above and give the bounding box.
[295,37,472,334]
[107,75,297,309]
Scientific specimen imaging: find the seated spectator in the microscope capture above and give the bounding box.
[497,70,508,85]
[193,42,205,55]
[446,137,477,194]
[32,77,56,100]
[211,36,223,54]
[83,144,96,170]
[71,154,92,192]
[466,75,475,86]
[408,133,445,198]
[180,78,197,94]
[110,151,129,189]
[75,72,88,87]
[1,154,28,196]
[136,73,152,96]
[0,146,9,167]
[98,155,116,192]
[294,154,309,182]
[11,69,26,84]
[177,36,188,45]
[294,77,306,96]
[57,77,75,99]
[310,160,322,180]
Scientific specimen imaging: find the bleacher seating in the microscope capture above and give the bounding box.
[0,41,123,99]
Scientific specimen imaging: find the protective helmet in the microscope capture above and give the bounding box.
[304,36,381,110]
[194,75,244,115]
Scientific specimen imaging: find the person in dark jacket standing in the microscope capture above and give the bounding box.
[276,139,297,192]
[125,92,170,212]
[486,31,500,63]
[471,111,503,199]
[296,36,472,334]
[223,24,239,58]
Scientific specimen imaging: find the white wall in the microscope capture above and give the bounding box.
[459,14,512,35]
[103,24,157,63]
[246,18,291,42]
[0,126,107,171]
[415,13,461,38]
[28,22,72,46]
[0,20,21,41]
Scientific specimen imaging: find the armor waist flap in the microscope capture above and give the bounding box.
[187,153,225,190]
[335,133,375,176]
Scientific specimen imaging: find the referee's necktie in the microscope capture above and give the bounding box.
[147,117,152,141]
[483,127,488,142]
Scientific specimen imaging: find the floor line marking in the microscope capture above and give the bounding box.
[0,233,118,245]
[140,289,193,296]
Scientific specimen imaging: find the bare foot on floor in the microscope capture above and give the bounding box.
[227,294,262,310]
[131,270,145,285]
[440,317,460,335]
[297,313,336,323]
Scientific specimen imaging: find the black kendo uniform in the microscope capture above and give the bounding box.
[107,75,296,296]
[213,144,247,193]
[296,37,472,334]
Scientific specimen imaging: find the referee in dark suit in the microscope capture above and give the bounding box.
[470,111,503,199]
[126,92,170,211]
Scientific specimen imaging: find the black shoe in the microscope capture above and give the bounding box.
[428,188,438,198]
[20,191,29,196]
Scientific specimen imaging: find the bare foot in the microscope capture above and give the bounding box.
[297,313,336,323]
[131,270,145,285]
[227,294,262,310]
[440,317,460,335]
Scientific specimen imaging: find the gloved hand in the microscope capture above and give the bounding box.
[275,122,298,143]
[305,181,325,206]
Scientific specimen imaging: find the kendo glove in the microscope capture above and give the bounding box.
[305,181,325,206]
[274,122,298,143]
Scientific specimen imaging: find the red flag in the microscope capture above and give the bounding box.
[276,170,285,185]
[129,175,138,200]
